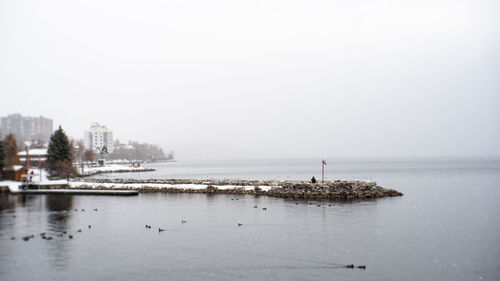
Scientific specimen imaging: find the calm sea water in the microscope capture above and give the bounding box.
[1,158,499,281]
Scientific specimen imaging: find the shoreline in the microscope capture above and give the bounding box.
[2,174,403,200]
[69,178,403,200]
[80,168,156,177]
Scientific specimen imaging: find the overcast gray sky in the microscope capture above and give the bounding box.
[1,0,499,160]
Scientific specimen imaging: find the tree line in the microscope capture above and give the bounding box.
[1,127,174,180]
[107,141,174,162]
[0,127,76,179]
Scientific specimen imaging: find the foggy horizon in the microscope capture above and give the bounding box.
[1,0,499,160]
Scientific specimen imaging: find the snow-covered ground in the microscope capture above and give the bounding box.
[0,168,68,192]
[27,169,67,185]
[0,180,23,193]
[1,166,273,193]
[2,180,273,193]
[1,163,277,193]
[69,181,274,191]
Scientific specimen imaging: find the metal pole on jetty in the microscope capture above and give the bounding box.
[321,159,327,183]
[26,147,30,172]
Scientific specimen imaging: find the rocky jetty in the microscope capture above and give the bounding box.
[73,178,402,200]
[266,181,402,199]
[78,178,279,186]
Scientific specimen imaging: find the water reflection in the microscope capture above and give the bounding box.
[0,193,17,212]
[17,194,46,212]
[45,195,74,268]
[0,194,18,234]
[46,195,73,232]
[46,195,73,212]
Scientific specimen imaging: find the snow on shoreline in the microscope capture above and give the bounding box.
[69,181,274,191]
[2,165,377,193]
[80,164,153,175]
[1,164,274,192]
[2,180,273,193]
[1,165,153,193]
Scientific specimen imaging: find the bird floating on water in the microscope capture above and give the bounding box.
[159,228,165,232]
[345,264,366,269]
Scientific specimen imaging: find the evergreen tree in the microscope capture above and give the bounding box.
[3,134,20,166]
[47,126,76,177]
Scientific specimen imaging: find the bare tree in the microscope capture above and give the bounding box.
[53,160,78,185]
[3,134,20,166]
[82,149,96,166]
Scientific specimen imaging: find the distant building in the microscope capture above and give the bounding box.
[1,165,28,181]
[84,123,113,152]
[18,148,48,167]
[0,113,53,143]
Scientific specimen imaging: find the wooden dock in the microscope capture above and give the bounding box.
[15,189,139,196]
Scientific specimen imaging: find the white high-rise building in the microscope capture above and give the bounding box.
[84,122,113,152]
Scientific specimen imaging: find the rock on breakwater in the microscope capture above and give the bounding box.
[267,180,402,199]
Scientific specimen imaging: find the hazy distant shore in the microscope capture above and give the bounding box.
[78,165,156,177]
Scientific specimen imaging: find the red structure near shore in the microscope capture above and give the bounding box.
[1,165,28,181]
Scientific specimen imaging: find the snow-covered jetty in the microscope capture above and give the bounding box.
[71,178,403,200]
